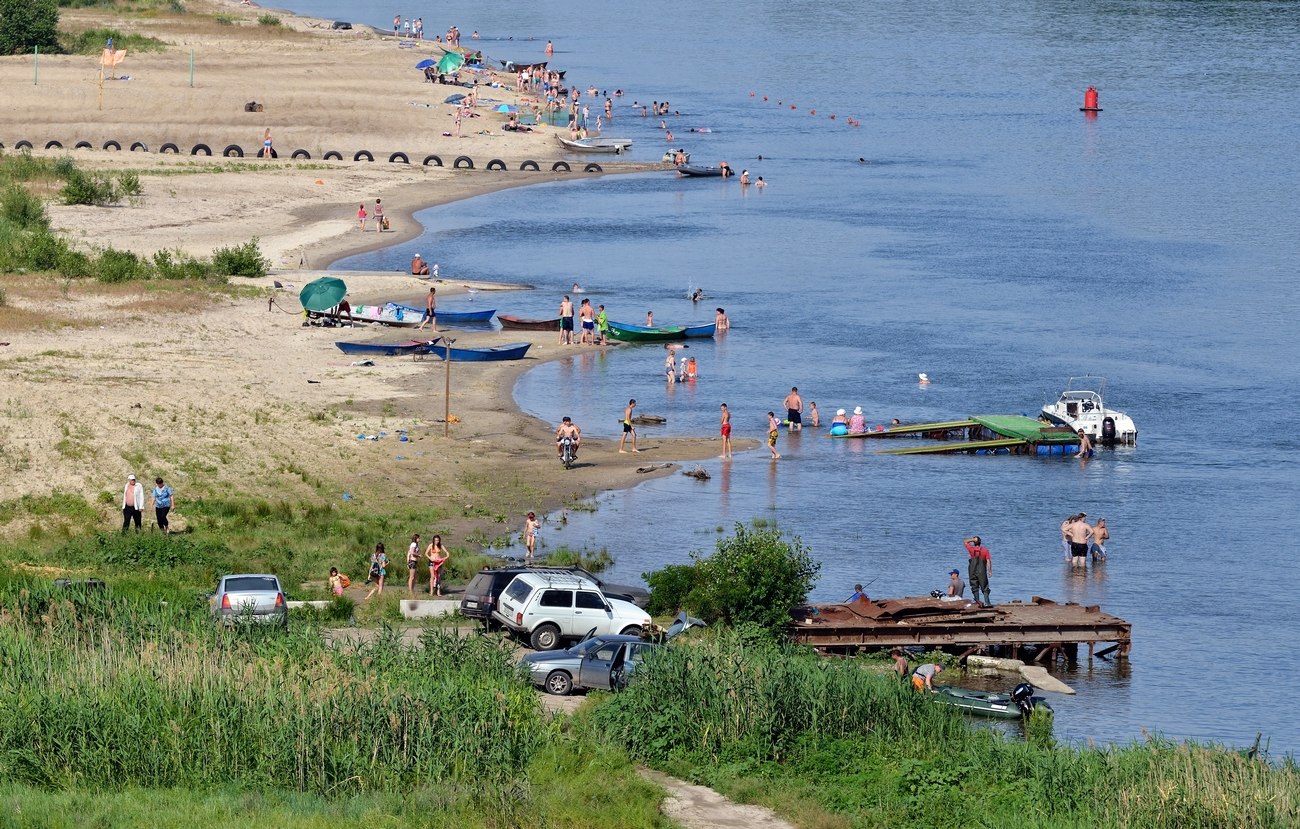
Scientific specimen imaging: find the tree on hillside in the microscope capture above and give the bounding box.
[644,522,820,634]
[0,0,60,56]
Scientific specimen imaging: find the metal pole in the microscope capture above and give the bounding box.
[33,46,38,85]
[443,337,455,437]
[189,50,194,88]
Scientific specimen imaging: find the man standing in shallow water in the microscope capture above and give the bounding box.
[783,386,804,431]
[620,399,639,453]
[720,403,732,459]
[767,411,782,459]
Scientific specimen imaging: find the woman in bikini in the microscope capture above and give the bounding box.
[426,534,450,596]
[524,512,540,563]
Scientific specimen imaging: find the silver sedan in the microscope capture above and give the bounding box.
[209,573,288,629]
[520,634,654,695]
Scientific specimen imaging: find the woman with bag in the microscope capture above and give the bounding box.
[364,542,388,599]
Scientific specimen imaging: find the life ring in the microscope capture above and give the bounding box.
[45,140,63,150]
[453,155,475,169]
[102,140,121,151]
[485,158,507,171]
[323,150,343,161]
[353,150,374,162]
[519,159,540,171]
[222,144,244,158]
[159,142,179,154]
[388,151,409,164]
[130,141,149,152]
[291,149,311,160]
[190,143,211,156]
[14,140,32,150]
[551,161,571,172]
[422,154,443,167]
[74,141,93,150]
[583,163,603,173]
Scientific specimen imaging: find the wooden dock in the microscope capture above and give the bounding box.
[788,595,1131,661]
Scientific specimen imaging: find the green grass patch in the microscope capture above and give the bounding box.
[60,27,167,56]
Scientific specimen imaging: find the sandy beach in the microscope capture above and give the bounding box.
[0,0,728,543]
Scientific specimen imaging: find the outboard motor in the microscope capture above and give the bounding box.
[1010,682,1036,717]
[1101,416,1117,448]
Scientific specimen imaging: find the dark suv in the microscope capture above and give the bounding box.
[461,565,649,626]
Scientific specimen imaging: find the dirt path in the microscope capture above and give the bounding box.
[638,768,796,829]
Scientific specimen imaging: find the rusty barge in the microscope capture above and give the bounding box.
[789,595,1131,662]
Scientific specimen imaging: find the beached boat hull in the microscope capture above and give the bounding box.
[351,304,422,327]
[335,339,438,356]
[682,322,717,338]
[606,321,687,342]
[555,136,633,154]
[498,314,561,331]
[934,686,1053,720]
[393,304,496,324]
[422,342,532,362]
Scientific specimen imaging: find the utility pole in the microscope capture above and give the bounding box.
[442,337,456,437]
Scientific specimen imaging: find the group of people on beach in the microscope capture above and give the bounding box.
[337,532,450,600]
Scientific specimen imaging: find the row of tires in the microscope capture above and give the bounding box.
[1,139,603,172]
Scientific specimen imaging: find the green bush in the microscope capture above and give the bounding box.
[60,27,166,56]
[256,13,281,26]
[152,247,219,281]
[56,246,93,278]
[0,0,59,56]
[54,531,235,571]
[211,237,269,277]
[95,247,147,283]
[642,522,820,633]
[0,184,47,230]
[213,13,234,25]
[21,227,74,271]
[59,167,118,206]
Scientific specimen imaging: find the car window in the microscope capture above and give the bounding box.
[465,574,495,596]
[628,643,650,660]
[538,589,573,608]
[224,576,278,592]
[592,643,621,661]
[503,579,532,603]
[571,638,607,655]
[575,591,606,609]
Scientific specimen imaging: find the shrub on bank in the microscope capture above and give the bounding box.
[212,237,269,277]
[60,26,166,56]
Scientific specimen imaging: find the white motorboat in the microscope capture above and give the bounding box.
[1040,378,1137,446]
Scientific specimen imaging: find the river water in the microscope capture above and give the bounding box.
[293,0,1300,754]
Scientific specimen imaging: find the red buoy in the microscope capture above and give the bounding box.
[1081,86,1101,112]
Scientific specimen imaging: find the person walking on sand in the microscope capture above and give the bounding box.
[328,567,346,596]
[373,198,385,232]
[783,386,804,431]
[720,402,733,459]
[406,533,422,596]
[364,542,388,599]
[261,128,273,159]
[524,512,541,563]
[393,13,401,36]
[964,536,992,607]
[767,411,782,459]
[426,534,449,596]
[417,287,437,331]
[559,295,575,345]
[150,476,173,533]
[620,399,639,453]
[121,473,144,533]
[357,203,367,231]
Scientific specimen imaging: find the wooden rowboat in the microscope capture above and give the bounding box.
[422,342,532,362]
[606,320,687,342]
[499,314,561,331]
[555,136,633,154]
[682,322,717,338]
[335,339,438,356]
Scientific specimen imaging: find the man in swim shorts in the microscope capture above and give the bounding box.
[783,386,803,431]
[411,254,430,276]
[1065,513,1093,569]
[417,287,436,331]
[579,298,595,345]
[720,402,732,459]
[559,296,575,345]
[620,399,638,453]
[767,411,781,459]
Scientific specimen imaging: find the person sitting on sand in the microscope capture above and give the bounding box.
[411,254,430,276]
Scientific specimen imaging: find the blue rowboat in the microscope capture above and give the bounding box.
[606,320,687,342]
[423,341,532,362]
[395,304,496,324]
[683,322,717,338]
[335,339,439,356]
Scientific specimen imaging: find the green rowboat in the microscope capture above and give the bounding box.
[606,321,687,342]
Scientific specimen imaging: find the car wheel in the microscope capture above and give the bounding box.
[530,623,561,651]
[619,625,642,637]
[544,670,573,695]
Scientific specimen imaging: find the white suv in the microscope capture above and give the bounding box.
[493,572,652,650]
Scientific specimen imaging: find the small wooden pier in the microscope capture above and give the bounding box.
[789,595,1131,661]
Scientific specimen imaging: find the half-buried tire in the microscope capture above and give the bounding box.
[291,149,311,160]
[222,144,244,158]
[14,140,32,150]
[130,141,149,152]
[485,158,506,171]
[551,161,571,172]
[388,151,409,164]
[354,150,374,162]
[191,143,211,156]
[323,151,342,161]
[102,140,121,151]
[423,154,443,167]
[584,163,603,173]
[45,140,63,150]
[74,141,93,150]
[453,155,474,169]
[159,142,179,154]
[519,159,540,171]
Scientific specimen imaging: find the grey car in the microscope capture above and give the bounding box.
[519,612,705,695]
[209,573,288,628]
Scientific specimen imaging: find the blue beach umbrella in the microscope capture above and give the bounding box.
[415,58,436,70]
[495,104,517,113]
